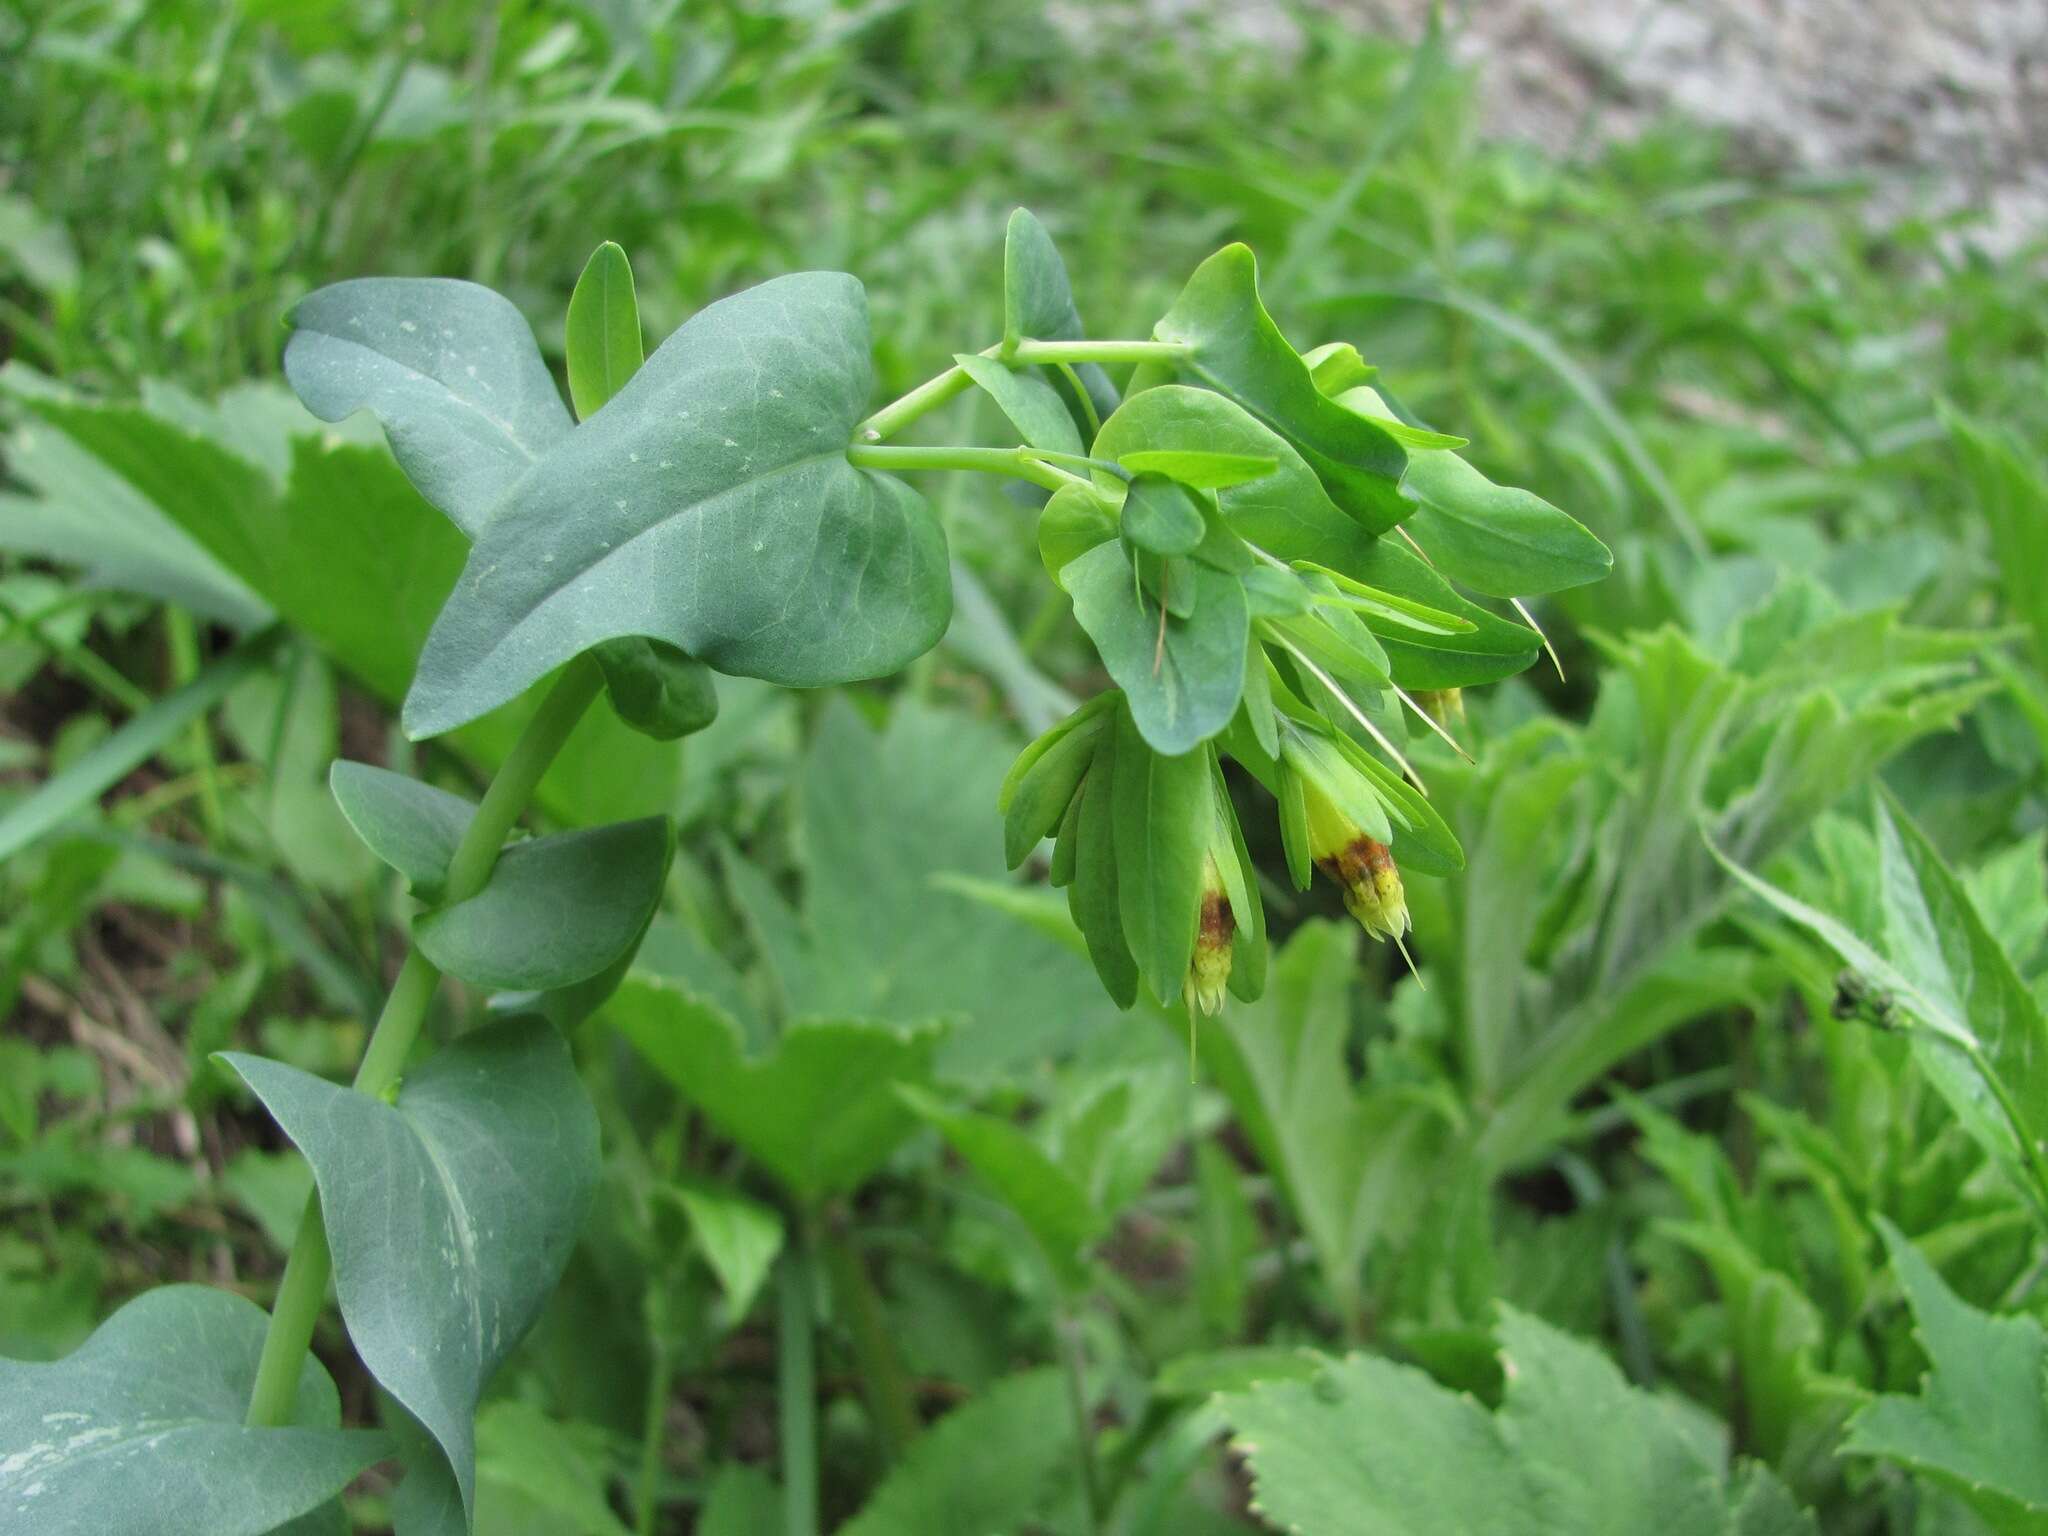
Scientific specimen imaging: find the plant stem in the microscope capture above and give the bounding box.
[635,1326,674,1536]
[1057,1305,1103,1536]
[164,609,225,842]
[1008,338,1188,367]
[847,442,1075,494]
[857,362,974,442]
[243,657,604,1428]
[822,1225,919,1461]
[777,1231,819,1536]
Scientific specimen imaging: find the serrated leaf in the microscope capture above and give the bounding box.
[413,816,673,991]
[1154,245,1407,531]
[1066,541,1247,757]
[329,760,475,898]
[403,273,950,738]
[609,976,943,1200]
[284,278,574,537]
[1225,1309,1806,1536]
[565,241,644,421]
[1845,1221,2048,1528]
[0,1286,386,1536]
[220,1019,599,1526]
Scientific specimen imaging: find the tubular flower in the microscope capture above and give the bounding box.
[1301,777,1410,941]
[1183,850,1236,1016]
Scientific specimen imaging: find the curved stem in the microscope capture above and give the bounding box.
[1008,338,1187,367]
[855,338,1187,443]
[858,362,975,442]
[244,657,605,1427]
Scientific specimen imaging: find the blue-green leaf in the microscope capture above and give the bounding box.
[329,760,475,899]
[284,278,574,537]
[220,1018,599,1526]
[0,1286,386,1536]
[402,273,950,738]
[413,817,673,992]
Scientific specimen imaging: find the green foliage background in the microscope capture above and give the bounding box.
[2,2,2045,1533]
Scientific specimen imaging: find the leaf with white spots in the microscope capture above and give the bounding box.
[400,271,950,739]
[284,279,574,538]
[0,1285,386,1536]
[219,1017,599,1529]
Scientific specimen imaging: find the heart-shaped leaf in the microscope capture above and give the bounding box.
[0,1285,387,1536]
[220,1018,599,1527]
[283,278,574,537]
[565,242,644,422]
[403,272,951,738]
[609,976,943,1201]
[1066,540,1248,756]
[330,761,476,899]
[413,816,674,992]
[1153,246,1408,531]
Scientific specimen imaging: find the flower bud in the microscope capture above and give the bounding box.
[1183,850,1235,1017]
[1301,775,1409,941]
[1413,687,1465,729]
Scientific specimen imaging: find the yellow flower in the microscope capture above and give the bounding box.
[1301,775,1409,941]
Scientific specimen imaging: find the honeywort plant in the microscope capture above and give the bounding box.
[0,209,1608,1533]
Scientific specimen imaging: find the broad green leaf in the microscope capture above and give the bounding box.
[609,976,943,1200]
[1111,707,1210,1007]
[1224,1309,1804,1536]
[1292,561,1475,635]
[284,277,574,536]
[1337,385,1609,596]
[1845,1222,2048,1530]
[221,1018,599,1525]
[1038,479,1119,581]
[565,241,644,421]
[0,1286,385,1536]
[1002,713,1101,869]
[770,699,1123,1077]
[1117,449,1278,489]
[1341,539,1540,688]
[0,404,268,626]
[899,1085,1103,1291]
[413,816,673,992]
[837,1369,1071,1536]
[1153,244,1407,531]
[669,1176,784,1326]
[1066,541,1248,756]
[0,625,283,865]
[390,1399,632,1536]
[404,273,950,738]
[592,636,718,741]
[1119,473,1208,556]
[328,760,474,898]
[954,353,1084,457]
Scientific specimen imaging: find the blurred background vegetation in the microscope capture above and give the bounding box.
[2,2,2045,1532]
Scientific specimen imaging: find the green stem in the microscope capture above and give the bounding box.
[165,610,225,843]
[822,1225,919,1461]
[635,1324,674,1535]
[857,362,974,442]
[847,442,1075,494]
[778,1230,819,1536]
[243,658,604,1428]
[1008,338,1187,367]
[1057,1306,1102,1536]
